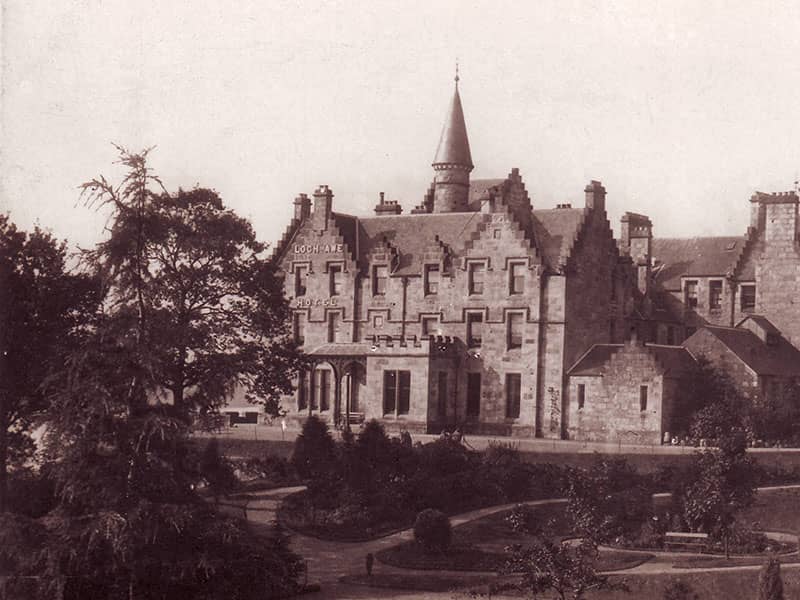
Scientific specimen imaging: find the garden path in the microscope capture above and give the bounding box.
[244,484,800,599]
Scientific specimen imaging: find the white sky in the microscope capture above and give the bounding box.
[4,0,800,251]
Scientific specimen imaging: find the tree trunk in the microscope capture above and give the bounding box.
[0,405,7,513]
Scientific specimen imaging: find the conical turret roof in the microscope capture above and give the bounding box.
[433,81,473,169]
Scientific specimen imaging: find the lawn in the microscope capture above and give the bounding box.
[743,487,800,533]
[339,573,491,592]
[376,504,653,573]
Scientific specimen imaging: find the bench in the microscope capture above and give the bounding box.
[664,531,709,553]
[346,412,365,425]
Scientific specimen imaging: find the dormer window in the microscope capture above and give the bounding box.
[468,263,485,295]
[424,264,440,295]
[373,265,388,296]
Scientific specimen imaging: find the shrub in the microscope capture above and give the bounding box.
[413,509,452,552]
[291,415,337,481]
[200,438,238,498]
[758,556,784,600]
[662,580,699,600]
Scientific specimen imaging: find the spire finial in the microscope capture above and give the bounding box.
[455,59,459,85]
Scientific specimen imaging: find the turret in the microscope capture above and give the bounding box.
[431,71,473,213]
[620,212,653,295]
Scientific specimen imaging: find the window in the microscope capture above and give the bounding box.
[467,373,481,416]
[493,229,501,239]
[398,371,410,415]
[639,385,648,411]
[684,280,698,308]
[298,372,309,411]
[577,384,585,410]
[666,326,675,345]
[293,313,305,345]
[609,319,616,342]
[509,262,525,295]
[506,373,521,418]
[373,315,384,329]
[467,313,483,348]
[741,284,756,311]
[709,280,723,310]
[422,316,438,336]
[507,312,523,349]
[383,370,411,415]
[437,371,447,418]
[424,264,440,295]
[315,370,331,411]
[468,263,485,295]
[329,264,342,296]
[373,265,388,296]
[327,312,340,343]
[295,265,308,297]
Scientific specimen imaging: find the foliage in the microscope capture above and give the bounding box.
[80,147,305,417]
[675,431,756,548]
[199,438,237,499]
[413,509,452,552]
[0,215,98,511]
[758,557,784,600]
[565,456,652,543]
[5,467,56,518]
[291,415,337,481]
[662,580,700,600]
[7,148,307,598]
[503,537,621,600]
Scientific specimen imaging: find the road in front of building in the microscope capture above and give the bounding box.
[195,422,800,456]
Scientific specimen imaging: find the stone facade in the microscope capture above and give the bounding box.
[259,79,800,443]
[566,339,697,444]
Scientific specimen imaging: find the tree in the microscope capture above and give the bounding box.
[0,215,97,512]
[80,146,305,416]
[291,415,337,481]
[758,557,784,600]
[2,148,307,598]
[504,538,618,600]
[565,457,652,544]
[678,431,756,557]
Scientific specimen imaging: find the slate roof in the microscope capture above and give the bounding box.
[651,237,746,290]
[689,326,800,377]
[278,179,593,275]
[357,212,481,275]
[569,343,697,377]
[433,83,473,168]
[531,208,587,271]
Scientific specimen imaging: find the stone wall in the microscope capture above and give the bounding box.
[566,341,669,445]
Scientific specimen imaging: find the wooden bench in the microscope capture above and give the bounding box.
[346,412,365,425]
[664,531,709,553]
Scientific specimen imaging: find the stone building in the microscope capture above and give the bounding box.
[566,337,697,444]
[266,76,800,441]
[683,315,800,404]
[271,77,635,437]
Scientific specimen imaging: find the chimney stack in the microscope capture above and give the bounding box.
[313,185,333,229]
[374,192,402,215]
[293,193,311,221]
[584,180,606,212]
